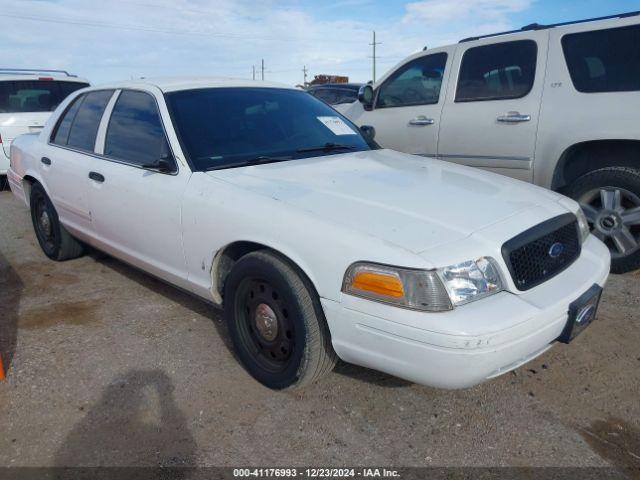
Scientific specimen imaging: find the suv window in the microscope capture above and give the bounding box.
[376,52,447,108]
[562,24,640,93]
[0,80,88,113]
[456,40,537,102]
[66,90,114,151]
[104,90,170,167]
[51,94,84,146]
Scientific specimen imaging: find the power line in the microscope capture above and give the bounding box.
[0,12,368,45]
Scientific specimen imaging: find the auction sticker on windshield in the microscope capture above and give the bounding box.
[317,116,357,135]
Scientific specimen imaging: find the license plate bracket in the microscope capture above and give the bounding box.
[558,284,602,344]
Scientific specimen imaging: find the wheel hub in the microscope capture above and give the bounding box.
[254,303,278,342]
[597,211,620,232]
[40,211,52,237]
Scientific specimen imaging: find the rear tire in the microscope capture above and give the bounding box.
[224,250,337,389]
[565,167,640,273]
[0,175,8,191]
[30,183,84,261]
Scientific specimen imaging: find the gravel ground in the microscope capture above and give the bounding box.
[0,189,639,469]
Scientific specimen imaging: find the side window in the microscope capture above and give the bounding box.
[376,52,447,108]
[455,40,537,102]
[51,94,84,146]
[104,90,170,167]
[562,25,640,93]
[67,90,114,151]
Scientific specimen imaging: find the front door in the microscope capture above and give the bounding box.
[437,32,549,182]
[88,88,190,287]
[349,48,453,156]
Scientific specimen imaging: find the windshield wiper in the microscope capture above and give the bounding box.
[205,155,293,171]
[296,143,356,154]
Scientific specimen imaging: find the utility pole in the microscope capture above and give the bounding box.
[261,59,265,81]
[302,65,308,87]
[369,30,381,83]
[252,65,256,80]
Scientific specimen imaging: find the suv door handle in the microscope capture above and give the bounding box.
[89,171,105,183]
[409,116,435,126]
[41,157,51,165]
[497,112,531,123]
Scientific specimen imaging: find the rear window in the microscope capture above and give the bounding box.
[562,25,640,93]
[0,80,89,113]
[455,40,537,102]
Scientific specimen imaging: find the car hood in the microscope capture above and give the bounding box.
[206,149,566,254]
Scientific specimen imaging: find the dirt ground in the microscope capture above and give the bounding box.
[1,189,639,469]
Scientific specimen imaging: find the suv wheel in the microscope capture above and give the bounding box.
[30,183,84,261]
[224,250,337,389]
[566,167,640,273]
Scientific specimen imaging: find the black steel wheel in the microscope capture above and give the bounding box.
[224,250,337,389]
[235,278,296,374]
[29,183,84,261]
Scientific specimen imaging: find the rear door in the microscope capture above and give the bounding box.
[0,79,88,162]
[437,32,549,182]
[88,88,190,287]
[43,90,114,238]
[349,47,454,156]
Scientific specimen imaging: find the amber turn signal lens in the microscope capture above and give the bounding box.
[351,271,405,298]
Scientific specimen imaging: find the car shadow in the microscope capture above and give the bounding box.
[333,361,412,388]
[87,250,236,357]
[0,251,24,376]
[54,369,197,472]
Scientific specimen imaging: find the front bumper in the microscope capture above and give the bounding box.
[322,236,610,389]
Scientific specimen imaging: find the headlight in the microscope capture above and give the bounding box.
[342,257,504,311]
[342,262,452,311]
[575,207,591,244]
[438,257,504,306]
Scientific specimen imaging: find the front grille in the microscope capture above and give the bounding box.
[502,213,581,291]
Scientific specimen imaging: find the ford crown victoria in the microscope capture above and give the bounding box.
[7,78,610,389]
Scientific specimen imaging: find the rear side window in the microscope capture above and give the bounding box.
[0,80,88,113]
[455,40,537,102]
[104,90,170,166]
[66,90,114,152]
[377,52,447,108]
[51,94,84,145]
[562,25,640,93]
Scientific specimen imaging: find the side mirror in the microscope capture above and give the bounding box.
[357,85,374,109]
[359,125,379,149]
[141,153,175,173]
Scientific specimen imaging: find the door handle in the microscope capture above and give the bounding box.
[41,157,51,165]
[88,171,105,183]
[497,112,531,123]
[409,116,435,126]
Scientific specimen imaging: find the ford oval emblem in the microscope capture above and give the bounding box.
[548,242,565,258]
[576,304,596,325]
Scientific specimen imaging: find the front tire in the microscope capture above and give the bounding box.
[30,183,84,261]
[565,167,640,273]
[224,251,337,389]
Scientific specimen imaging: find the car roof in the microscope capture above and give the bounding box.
[90,77,296,93]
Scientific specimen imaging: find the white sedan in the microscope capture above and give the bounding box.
[8,78,610,389]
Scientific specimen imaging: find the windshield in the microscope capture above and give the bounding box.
[0,80,89,113]
[165,87,370,171]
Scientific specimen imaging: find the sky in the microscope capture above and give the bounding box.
[1,0,639,86]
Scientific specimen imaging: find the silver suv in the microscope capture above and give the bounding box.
[344,11,640,273]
